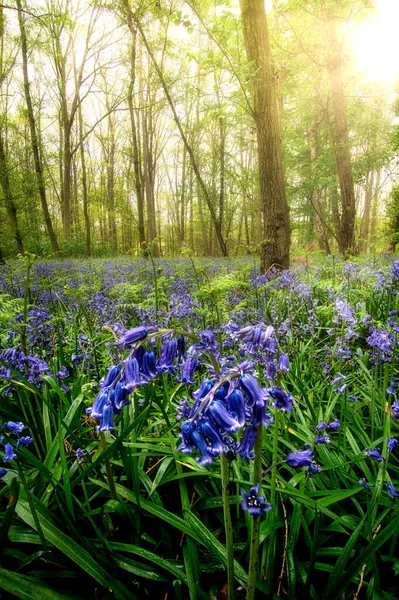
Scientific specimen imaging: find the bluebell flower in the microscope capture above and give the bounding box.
[5,422,25,434]
[100,364,120,389]
[115,326,149,347]
[179,356,198,385]
[365,447,383,462]
[199,330,218,351]
[359,478,371,492]
[235,425,257,459]
[97,400,114,432]
[392,401,399,419]
[307,462,321,474]
[387,482,399,498]
[240,484,272,516]
[239,373,266,408]
[192,380,214,400]
[387,438,398,452]
[206,400,241,433]
[266,363,276,381]
[387,381,396,395]
[87,390,108,419]
[327,419,340,430]
[316,421,328,431]
[315,433,330,444]
[17,436,32,448]
[75,448,85,460]
[142,351,157,380]
[268,386,293,412]
[3,442,17,462]
[0,468,7,478]
[123,357,141,392]
[277,354,289,372]
[177,335,186,362]
[226,389,246,428]
[286,447,314,468]
[197,417,227,456]
[159,339,177,372]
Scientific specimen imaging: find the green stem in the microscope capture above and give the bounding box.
[247,424,263,600]
[18,468,47,550]
[99,431,117,500]
[149,250,159,320]
[221,454,235,600]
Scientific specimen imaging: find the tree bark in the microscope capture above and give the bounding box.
[359,170,375,253]
[0,129,24,253]
[326,18,356,256]
[17,0,59,254]
[239,0,290,271]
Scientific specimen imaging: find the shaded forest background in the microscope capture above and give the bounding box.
[0,0,398,260]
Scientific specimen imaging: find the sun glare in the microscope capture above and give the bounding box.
[350,0,399,84]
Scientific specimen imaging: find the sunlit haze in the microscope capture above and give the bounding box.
[350,0,399,83]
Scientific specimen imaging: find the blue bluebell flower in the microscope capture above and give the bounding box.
[115,326,149,347]
[277,354,289,372]
[206,400,241,433]
[197,417,227,456]
[327,419,340,430]
[392,401,399,419]
[387,482,399,498]
[239,373,265,408]
[387,438,398,452]
[97,400,114,432]
[3,443,17,462]
[226,389,246,428]
[365,447,383,462]
[177,335,186,362]
[240,483,272,516]
[100,364,120,389]
[316,421,328,431]
[268,386,293,412]
[123,357,141,392]
[359,478,371,492]
[179,356,198,385]
[75,448,85,460]
[5,422,25,434]
[142,351,157,380]
[17,436,32,448]
[315,433,330,444]
[87,390,108,419]
[0,468,7,478]
[286,447,314,468]
[235,425,257,459]
[159,339,177,372]
[387,381,396,395]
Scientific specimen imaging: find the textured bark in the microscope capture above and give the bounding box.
[17,0,59,254]
[77,98,90,256]
[0,129,24,253]
[126,23,145,246]
[239,0,290,271]
[370,170,381,247]
[326,18,356,255]
[359,170,375,253]
[122,0,228,256]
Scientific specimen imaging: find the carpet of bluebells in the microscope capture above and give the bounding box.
[0,254,399,599]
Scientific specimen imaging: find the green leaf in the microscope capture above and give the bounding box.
[0,567,77,600]
[15,498,130,600]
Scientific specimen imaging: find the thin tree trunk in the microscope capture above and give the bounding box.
[17,0,59,254]
[78,99,91,257]
[359,170,375,253]
[326,18,356,255]
[370,170,381,247]
[239,0,290,271]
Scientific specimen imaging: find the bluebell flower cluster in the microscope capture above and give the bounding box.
[1,420,32,479]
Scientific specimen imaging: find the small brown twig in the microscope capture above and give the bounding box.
[353,524,381,599]
[277,487,289,598]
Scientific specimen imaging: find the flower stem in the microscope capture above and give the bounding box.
[99,431,117,499]
[221,453,235,600]
[247,423,263,600]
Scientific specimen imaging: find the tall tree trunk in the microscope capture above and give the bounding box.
[359,170,375,253]
[0,129,24,253]
[17,0,59,254]
[326,18,356,256]
[370,170,381,248]
[107,111,118,253]
[142,104,158,257]
[127,27,146,247]
[78,100,90,257]
[239,0,290,271]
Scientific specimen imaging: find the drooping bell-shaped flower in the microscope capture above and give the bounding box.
[235,425,257,459]
[142,351,157,380]
[115,326,149,348]
[268,386,293,412]
[123,357,141,392]
[97,400,114,432]
[3,442,17,462]
[286,446,314,468]
[87,390,108,419]
[277,354,289,373]
[206,400,241,433]
[239,373,266,409]
[5,421,25,434]
[226,389,246,428]
[159,339,177,372]
[179,356,198,384]
[100,364,120,389]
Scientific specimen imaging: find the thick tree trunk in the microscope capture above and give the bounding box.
[78,99,91,257]
[239,0,290,271]
[17,0,59,255]
[326,18,356,256]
